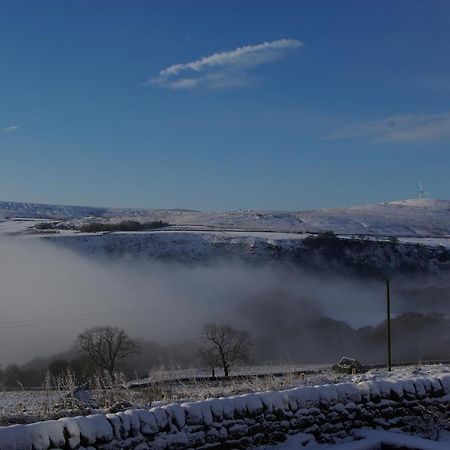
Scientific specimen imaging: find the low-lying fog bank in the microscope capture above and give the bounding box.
[1,236,450,378]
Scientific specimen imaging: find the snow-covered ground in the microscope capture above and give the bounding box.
[127,363,330,387]
[2,364,449,423]
[125,363,450,390]
[0,391,61,417]
[258,429,450,449]
[398,237,450,249]
[42,229,312,262]
[2,198,450,237]
[1,221,450,260]
[3,364,450,448]
[252,364,450,449]
[2,364,330,420]
[1,198,450,267]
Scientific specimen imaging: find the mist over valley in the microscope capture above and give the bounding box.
[1,198,450,374]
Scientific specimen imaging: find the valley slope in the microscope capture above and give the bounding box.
[1,198,450,277]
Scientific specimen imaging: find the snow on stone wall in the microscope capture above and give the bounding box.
[2,375,450,450]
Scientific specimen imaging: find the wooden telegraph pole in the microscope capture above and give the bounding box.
[385,278,392,371]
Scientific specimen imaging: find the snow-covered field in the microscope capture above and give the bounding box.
[1,365,329,421]
[127,363,330,387]
[2,364,449,423]
[0,391,62,419]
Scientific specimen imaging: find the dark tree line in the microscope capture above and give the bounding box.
[4,312,450,388]
[80,220,169,233]
[0,355,94,388]
[0,331,197,388]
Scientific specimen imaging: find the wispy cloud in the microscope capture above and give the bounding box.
[326,112,450,143]
[3,125,19,134]
[147,39,304,90]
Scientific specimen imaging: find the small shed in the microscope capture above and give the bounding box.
[332,356,364,374]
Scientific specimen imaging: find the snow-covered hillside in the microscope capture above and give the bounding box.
[1,198,450,237]
[0,200,200,221]
[1,198,450,276]
[40,230,450,277]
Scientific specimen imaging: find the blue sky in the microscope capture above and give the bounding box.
[1,0,449,211]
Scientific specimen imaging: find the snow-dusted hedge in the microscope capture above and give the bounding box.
[2,375,450,450]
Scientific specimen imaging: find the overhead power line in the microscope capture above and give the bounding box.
[0,296,241,332]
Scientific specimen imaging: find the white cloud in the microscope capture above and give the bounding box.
[3,125,19,134]
[148,39,304,90]
[326,112,450,143]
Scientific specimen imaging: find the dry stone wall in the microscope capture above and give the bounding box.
[2,375,450,450]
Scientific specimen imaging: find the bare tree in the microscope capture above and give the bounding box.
[77,326,140,378]
[200,323,251,377]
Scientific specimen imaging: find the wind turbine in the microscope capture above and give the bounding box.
[418,181,430,199]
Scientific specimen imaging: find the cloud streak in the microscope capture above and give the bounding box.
[148,39,304,90]
[3,125,19,134]
[326,112,450,143]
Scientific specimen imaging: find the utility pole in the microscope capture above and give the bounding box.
[385,278,392,371]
